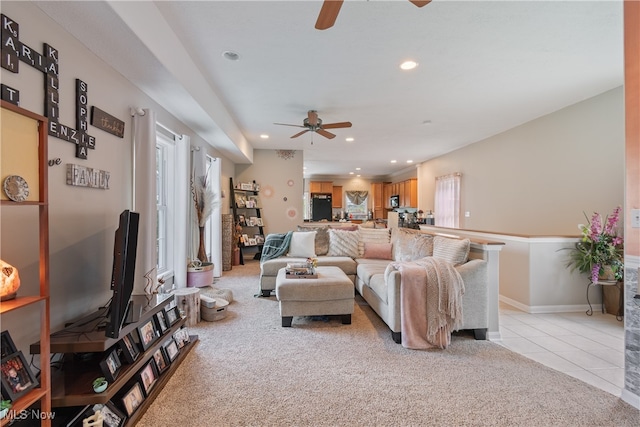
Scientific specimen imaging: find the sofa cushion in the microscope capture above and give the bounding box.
[392,228,434,261]
[356,261,389,285]
[358,227,391,257]
[327,229,360,258]
[288,231,317,258]
[363,242,393,260]
[297,225,329,255]
[433,236,470,266]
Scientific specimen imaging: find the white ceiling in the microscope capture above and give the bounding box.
[34,0,623,179]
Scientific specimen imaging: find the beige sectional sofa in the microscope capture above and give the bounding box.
[259,225,493,343]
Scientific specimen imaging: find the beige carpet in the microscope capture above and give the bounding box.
[137,260,639,427]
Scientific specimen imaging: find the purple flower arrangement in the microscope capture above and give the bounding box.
[567,206,624,282]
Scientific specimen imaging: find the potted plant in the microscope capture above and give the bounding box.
[565,206,624,284]
[187,174,219,287]
[92,377,108,393]
[0,400,11,419]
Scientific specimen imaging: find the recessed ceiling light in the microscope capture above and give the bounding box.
[349,172,354,175]
[400,60,418,70]
[345,137,354,142]
[260,134,269,139]
[357,174,361,177]
[355,167,361,171]
[390,160,397,163]
[406,160,413,164]
[222,50,241,61]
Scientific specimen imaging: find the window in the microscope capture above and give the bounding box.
[434,173,461,228]
[156,133,176,278]
[345,191,368,219]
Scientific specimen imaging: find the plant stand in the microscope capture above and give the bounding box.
[586,280,623,321]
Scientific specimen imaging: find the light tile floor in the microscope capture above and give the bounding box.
[497,302,625,397]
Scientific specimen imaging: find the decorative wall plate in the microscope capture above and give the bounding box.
[3,175,30,202]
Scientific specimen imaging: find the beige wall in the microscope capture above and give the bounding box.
[417,87,625,235]
[0,2,236,351]
[236,149,304,234]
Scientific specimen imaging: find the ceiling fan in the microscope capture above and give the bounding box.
[274,110,352,139]
[315,0,431,30]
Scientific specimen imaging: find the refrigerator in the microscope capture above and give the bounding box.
[311,193,332,221]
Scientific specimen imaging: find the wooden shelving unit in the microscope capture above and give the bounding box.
[31,294,197,426]
[230,178,265,264]
[0,100,51,426]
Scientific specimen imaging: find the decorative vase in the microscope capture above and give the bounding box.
[197,226,208,264]
[0,408,8,419]
[187,262,214,288]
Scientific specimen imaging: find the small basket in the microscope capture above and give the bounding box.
[201,298,229,322]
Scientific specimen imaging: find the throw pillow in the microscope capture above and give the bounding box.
[297,225,329,255]
[329,224,359,231]
[327,229,360,258]
[432,236,470,266]
[391,228,434,261]
[363,242,393,260]
[358,227,391,257]
[288,231,317,258]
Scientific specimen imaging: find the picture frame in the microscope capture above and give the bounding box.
[136,318,158,351]
[65,404,95,427]
[163,338,180,362]
[237,214,246,226]
[247,195,259,207]
[0,331,17,359]
[152,347,169,374]
[0,351,39,401]
[247,216,257,226]
[245,199,255,208]
[234,193,246,208]
[99,348,122,382]
[138,359,159,397]
[240,182,253,191]
[255,217,264,227]
[173,327,190,349]
[101,401,127,427]
[118,333,140,364]
[255,234,265,245]
[121,382,145,417]
[153,309,169,335]
[165,306,180,326]
[247,238,257,246]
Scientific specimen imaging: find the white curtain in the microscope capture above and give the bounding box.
[434,173,461,228]
[132,108,157,295]
[174,135,190,288]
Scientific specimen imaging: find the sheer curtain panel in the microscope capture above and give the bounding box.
[434,173,461,228]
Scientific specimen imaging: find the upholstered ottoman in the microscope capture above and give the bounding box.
[275,266,354,327]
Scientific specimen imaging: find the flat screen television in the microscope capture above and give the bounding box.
[105,210,140,339]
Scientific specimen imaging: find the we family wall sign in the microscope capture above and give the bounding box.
[1,14,125,163]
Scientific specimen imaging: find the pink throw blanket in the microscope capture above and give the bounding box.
[392,257,465,349]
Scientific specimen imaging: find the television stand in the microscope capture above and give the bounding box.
[30,292,198,425]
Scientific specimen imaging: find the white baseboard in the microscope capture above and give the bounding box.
[487,331,502,341]
[499,295,598,314]
[621,388,640,410]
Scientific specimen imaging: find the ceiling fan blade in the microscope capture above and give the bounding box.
[307,110,318,126]
[321,121,352,129]
[315,0,343,30]
[316,129,336,139]
[274,122,305,128]
[409,0,432,7]
[291,130,310,138]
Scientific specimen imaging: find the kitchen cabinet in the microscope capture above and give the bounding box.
[403,178,418,208]
[371,182,388,219]
[309,181,333,193]
[332,186,342,208]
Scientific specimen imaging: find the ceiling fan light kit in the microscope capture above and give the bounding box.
[274,110,352,140]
